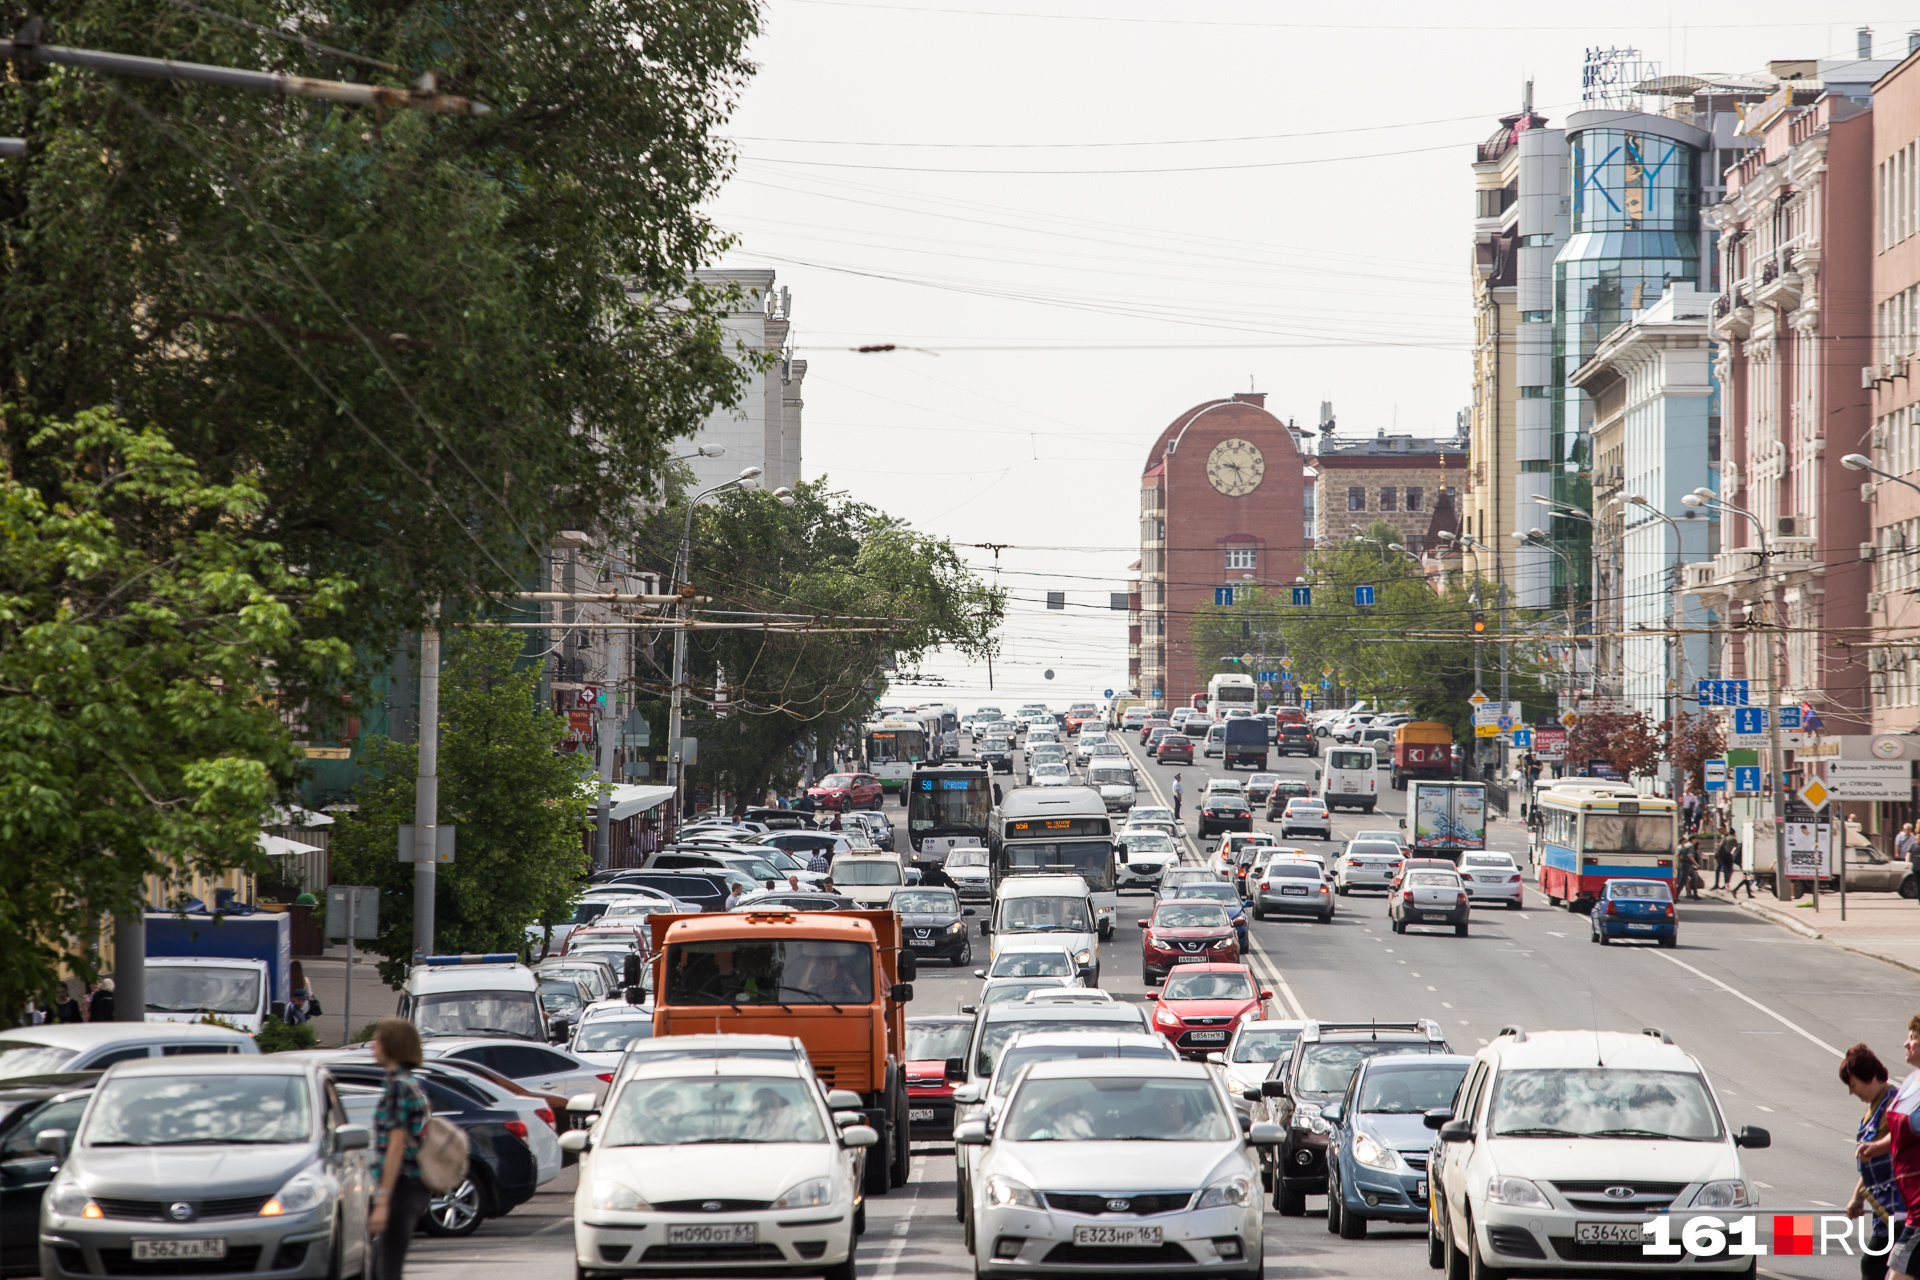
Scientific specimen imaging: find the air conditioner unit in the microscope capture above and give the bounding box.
[1862,542,1877,562]
[1863,366,1879,389]
[1776,517,1797,536]
[1897,358,1912,380]
[1869,591,1886,612]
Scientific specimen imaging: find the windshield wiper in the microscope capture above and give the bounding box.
[1494,1126,1587,1138]
[1587,1127,1693,1140]
[769,984,848,1012]
[454,1027,537,1039]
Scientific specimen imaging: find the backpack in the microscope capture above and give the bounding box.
[413,1115,471,1194]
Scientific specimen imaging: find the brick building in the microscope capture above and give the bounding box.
[1310,426,1468,552]
[1138,393,1308,712]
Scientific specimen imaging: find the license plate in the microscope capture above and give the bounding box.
[1416,1179,1428,1201]
[1627,923,1655,931]
[1281,885,1308,895]
[908,939,937,947]
[910,1108,937,1121]
[132,1241,227,1262]
[1073,1225,1164,1247]
[1187,1030,1228,1042]
[1576,1222,1646,1245]
[668,1223,758,1246]
[1406,912,1425,922]
[1176,954,1210,963]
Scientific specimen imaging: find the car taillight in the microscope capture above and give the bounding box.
[597,1073,614,1082]
[1456,892,1468,904]
[1664,904,1675,918]
[1606,900,1617,916]
[1508,875,1522,883]
[536,1107,557,1130]
[504,1119,529,1142]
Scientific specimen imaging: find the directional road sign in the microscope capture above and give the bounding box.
[1152,688,1162,698]
[1696,679,1749,706]
[1104,688,1114,698]
[1777,706,1802,730]
[1320,679,1332,690]
[1354,585,1376,606]
[1214,587,1235,606]
[1733,765,1761,794]
[1291,586,1311,607]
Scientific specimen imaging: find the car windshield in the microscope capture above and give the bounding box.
[949,849,989,869]
[664,939,874,1006]
[1002,1076,1233,1142]
[565,901,612,926]
[1231,1027,1300,1063]
[1152,901,1228,932]
[576,1018,655,1053]
[1610,882,1671,900]
[1090,768,1133,785]
[539,983,586,1018]
[1488,1068,1722,1140]
[988,950,1075,977]
[1359,1063,1470,1113]
[415,990,544,1040]
[832,859,903,886]
[0,1042,80,1078]
[1124,834,1175,853]
[1409,872,1462,888]
[600,1075,827,1146]
[907,1022,974,1062]
[602,901,680,920]
[976,1017,1128,1076]
[892,890,959,914]
[819,775,855,788]
[979,980,1068,1008]
[1267,862,1320,879]
[991,1042,1172,1096]
[1464,855,1515,869]
[983,739,1012,752]
[998,896,1093,932]
[1351,843,1403,858]
[86,1075,311,1146]
[1162,972,1255,1001]
[1583,815,1675,854]
[1297,1042,1432,1094]
[143,966,263,1016]
[1327,751,1372,770]
[1033,764,1069,777]
[1174,885,1239,905]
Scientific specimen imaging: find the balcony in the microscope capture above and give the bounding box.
[1753,258,1803,310]
[1710,291,1752,341]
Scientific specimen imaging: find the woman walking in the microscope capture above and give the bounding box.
[1843,1044,1906,1280]
[369,1019,431,1279]
[1857,1016,1920,1280]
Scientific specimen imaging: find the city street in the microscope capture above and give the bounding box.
[404,734,1920,1280]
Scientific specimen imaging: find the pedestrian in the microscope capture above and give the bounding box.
[1898,823,1917,865]
[807,849,829,874]
[1857,1015,1920,1280]
[793,793,816,817]
[1172,774,1183,819]
[1714,833,1736,890]
[724,884,748,910]
[368,1018,431,1280]
[54,979,83,1024]
[821,877,837,896]
[1681,838,1704,899]
[829,812,842,832]
[919,861,956,891]
[284,988,314,1025]
[1843,1043,1907,1280]
[87,979,114,1023]
[289,961,323,1016]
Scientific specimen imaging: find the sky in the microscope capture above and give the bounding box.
[704,0,1911,711]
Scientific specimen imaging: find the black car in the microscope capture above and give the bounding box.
[1259,1020,1451,1215]
[0,1079,97,1276]
[1265,779,1312,818]
[1278,724,1315,757]
[891,887,975,965]
[977,736,1015,773]
[1198,794,1253,837]
[604,869,748,912]
[325,1060,539,1237]
[740,806,812,830]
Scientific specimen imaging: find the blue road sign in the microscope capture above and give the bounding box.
[1291,586,1311,607]
[1511,729,1532,750]
[1280,674,1293,687]
[1320,679,1332,690]
[1703,759,1727,792]
[1733,765,1762,794]
[1214,587,1235,606]
[1152,688,1163,698]
[1777,706,1801,730]
[1354,585,1376,606]
[1733,707,1767,736]
[1103,688,1114,698]
[1256,670,1277,683]
[1696,679,1750,706]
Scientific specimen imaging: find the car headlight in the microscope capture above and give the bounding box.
[1692,1180,1751,1208]
[1291,1103,1326,1134]
[1145,932,1162,948]
[261,1167,330,1216]
[1352,1133,1400,1171]
[984,1175,1042,1208]
[1073,949,1092,966]
[48,1178,99,1219]
[589,1179,651,1212]
[1238,1010,1259,1023]
[1486,1176,1552,1208]
[1154,1005,1182,1027]
[773,1177,835,1209]
[1195,1175,1253,1209]
[946,921,965,934]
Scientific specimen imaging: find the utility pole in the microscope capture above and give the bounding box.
[113,914,145,1023]
[594,625,626,871]
[411,613,441,960]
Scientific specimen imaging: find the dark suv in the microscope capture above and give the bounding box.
[1258,1019,1452,1214]
[1278,724,1315,757]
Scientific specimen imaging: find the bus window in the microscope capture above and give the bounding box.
[1581,815,1673,853]
[910,775,992,834]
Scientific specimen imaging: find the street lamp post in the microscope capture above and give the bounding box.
[1681,488,1787,899]
[1842,452,1920,500]
[1627,494,1688,801]
[1515,531,1580,701]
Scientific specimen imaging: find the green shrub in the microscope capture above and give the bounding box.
[256,1020,319,1054]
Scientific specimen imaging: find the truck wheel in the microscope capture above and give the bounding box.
[889,1081,912,1187]
[863,1127,890,1196]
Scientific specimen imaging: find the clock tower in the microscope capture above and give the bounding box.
[1137,392,1307,713]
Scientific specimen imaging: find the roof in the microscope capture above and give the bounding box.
[108,1055,309,1077]
[983,1000,1146,1025]
[629,1055,807,1081]
[995,874,1094,897]
[1022,1057,1207,1081]
[409,961,538,995]
[585,783,677,822]
[0,1023,253,1049]
[659,911,880,942]
[1483,1029,1694,1071]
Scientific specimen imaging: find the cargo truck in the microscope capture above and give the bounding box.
[1223,716,1269,770]
[143,911,292,1034]
[1406,780,1488,864]
[1390,721,1455,790]
[650,909,917,1197]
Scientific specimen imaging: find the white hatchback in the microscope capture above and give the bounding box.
[1458,851,1526,908]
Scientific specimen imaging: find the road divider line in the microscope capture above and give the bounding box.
[1647,950,1841,1057]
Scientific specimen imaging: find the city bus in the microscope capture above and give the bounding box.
[920,704,961,757]
[862,718,932,799]
[1529,781,1679,909]
[987,785,1117,937]
[1207,673,1258,715]
[907,761,994,866]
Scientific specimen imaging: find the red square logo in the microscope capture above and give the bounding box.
[1772,1216,1814,1256]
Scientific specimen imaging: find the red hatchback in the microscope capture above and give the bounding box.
[1157,734,1195,765]
[807,771,882,811]
[1147,963,1272,1058]
[905,1015,973,1136]
[1137,899,1239,984]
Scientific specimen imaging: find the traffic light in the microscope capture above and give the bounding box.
[1471,610,1486,634]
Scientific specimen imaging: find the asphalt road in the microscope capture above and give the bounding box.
[408,726,1919,1280]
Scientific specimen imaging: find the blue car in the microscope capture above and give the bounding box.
[1589,877,1678,946]
[1170,883,1249,951]
[1324,1053,1473,1238]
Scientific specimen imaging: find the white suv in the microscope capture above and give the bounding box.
[1429,1028,1770,1277]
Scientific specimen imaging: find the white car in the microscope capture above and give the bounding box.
[1458,851,1526,908]
[1208,1020,1307,1112]
[948,847,992,900]
[1131,805,1176,827]
[1351,829,1405,850]
[1116,829,1179,889]
[975,937,1081,982]
[1072,733,1108,765]
[1029,761,1074,787]
[569,998,656,1073]
[1334,839,1407,894]
[425,1037,609,1100]
[1431,1028,1769,1278]
[565,1057,875,1279]
[1278,798,1332,841]
[959,1057,1279,1277]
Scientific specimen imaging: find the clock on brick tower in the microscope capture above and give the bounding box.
[1136,393,1306,715]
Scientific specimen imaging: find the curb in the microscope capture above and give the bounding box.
[1711,892,1920,977]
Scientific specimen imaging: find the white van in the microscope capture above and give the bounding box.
[1086,761,1137,812]
[400,953,553,1042]
[1319,745,1379,812]
[987,873,1100,986]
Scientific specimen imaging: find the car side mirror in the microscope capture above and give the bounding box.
[1135,919,1149,929]
[1247,1122,1285,1146]
[963,908,976,917]
[547,1019,571,1044]
[1313,770,1322,781]
[558,1129,592,1153]
[1242,1086,1261,1101]
[34,1128,69,1161]
[1423,1108,1454,1130]
[1144,989,1160,998]
[826,1089,865,1110]
[1399,818,1408,830]
[1320,1102,1343,1125]
[959,1004,977,1014]
[1260,990,1273,1001]
[625,984,646,1005]
[333,1124,372,1153]
[833,1111,863,1129]
[979,920,992,936]
[889,983,914,1003]
[1439,1119,1475,1143]
[973,968,988,978]
[954,1121,991,1146]
[897,951,918,982]
[951,1082,987,1104]
[1260,1080,1287,1098]
[945,1057,966,1082]
[1734,1125,1771,1149]
[623,953,643,988]
[567,1091,601,1113]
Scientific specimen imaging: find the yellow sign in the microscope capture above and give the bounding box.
[1797,778,1830,810]
[1560,711,1579,727]
[1475,724,1499,738]
[1469,691,1489,706]
[302,746,352,760]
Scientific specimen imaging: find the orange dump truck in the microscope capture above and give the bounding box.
[1391,721,1455,790]
[648,908,916,1196]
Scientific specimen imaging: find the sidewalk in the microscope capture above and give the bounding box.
[296,943,401,1048]
[1700,884,1920,974]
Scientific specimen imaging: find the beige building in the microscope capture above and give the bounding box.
[1311,426,1467,552]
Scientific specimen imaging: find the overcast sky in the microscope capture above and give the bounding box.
[706,0,1905,711]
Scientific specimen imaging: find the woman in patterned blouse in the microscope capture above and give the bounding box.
[369,1019,431,1278]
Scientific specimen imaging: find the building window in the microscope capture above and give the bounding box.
[1521,233,1554,247]
[1380,487,1397,512]
[1405,535,1425,554]
[1519,459,1551,472]
[1406,487,1423,512]
[1347,486,1366,511]
[1521,310,1551,323]
[1225,548,1256,570]
[1519,386,1551,398]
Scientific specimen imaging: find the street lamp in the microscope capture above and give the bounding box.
[1680,487,1790,899]
[1625,494,1691,799]
[668,442,727,463]
[1841,452,1920,500]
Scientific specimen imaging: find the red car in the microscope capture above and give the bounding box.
[1137,899,1239,984]
[1157,734,1195,764]
[1147,963,1272,1058]
[1139,718,1171,745]
[905,1015,973,1136]
[807,771,882,811]
[1066,708,1100,733]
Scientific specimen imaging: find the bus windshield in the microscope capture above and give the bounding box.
[865,730,926,764]
[1001,841,1115,891]
[910,774,993,836]
[1582,816,1674,854]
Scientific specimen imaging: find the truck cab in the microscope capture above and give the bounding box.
[143,957,276,1035]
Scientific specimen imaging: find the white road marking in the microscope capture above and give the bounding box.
[1756,1105,1775,1112]
[1441,1002,1453,1009]
[873,1157,924,1279]
[1426,985,1436,991]
[1647,951,1842,1057]
[1546,931,1566,938]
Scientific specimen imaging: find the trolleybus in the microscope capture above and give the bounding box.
[986,785,1118,937]
[906,761,993,866]
[862,718,932,799]
[1530,781,1678,909]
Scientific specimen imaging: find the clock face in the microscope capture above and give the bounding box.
[1206,437,1266,497]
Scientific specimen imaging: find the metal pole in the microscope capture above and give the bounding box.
[343,934,354,1048]
[112,913,145,1023]
[595,623,615,872]
[412,615,440,960]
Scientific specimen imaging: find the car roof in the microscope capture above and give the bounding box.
[1357,1052,1474,1075]
[626,1033,807,1054]
[983,1002,1145,1026]
[0,1023,253,1048]
[1021,1057,1210,1083]
[909,1014,975,1027]
[991,934,1078,953]
[1482,1029,1696,1070]
[996,874,1092,897]
[106,1055,311,1078]
[1002,1030,1168,1051]
[1158,962,1254,976]
[629,1056,808,1081]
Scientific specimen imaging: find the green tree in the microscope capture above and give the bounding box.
[329,629,590,985]
[0,410,351,1016]
[1566,708,1665,781]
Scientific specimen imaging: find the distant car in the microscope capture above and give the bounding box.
[1120,708,1153,730]
[978,940,1082,982]
[977,736,1015,773]
[946,847,992,900]
[1278,798,1332,841]
[1203,722,1228,758]
[1155,866,1219,901]
[1245,773,1283,804]
[1157,734,1195,764]
[1265,779,1312,816]
[1199,792,1253,837]
[1590,877,1678,946]
[844,809,895,850]
[1147,964,1271,1058]
[1278,724,1315,757]
[1027,761,1073,787]
[1210,1020,1307,1115]
[1115,829,1179,890]
[1334,840,1407,894]
[1137,899,1239,983]
[731,889,860,912]
[1168,882,1250,951]
[960,975,1078,1014]
[1139,717,1171,744]
[894,887,976,966]
[426,1038,607,1099]
[906,1015,974,1137]
[1459,851,1525,909]
[1252,858,1336,922]
[568,1000,655,1073]
[806,771,883,811]
[1389,868,1471,936]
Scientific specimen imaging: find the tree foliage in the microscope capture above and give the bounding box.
[1662,712,1726,793]
[1565,708,1666,780]
[0,410,351,1015]
[329,630,590,985]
